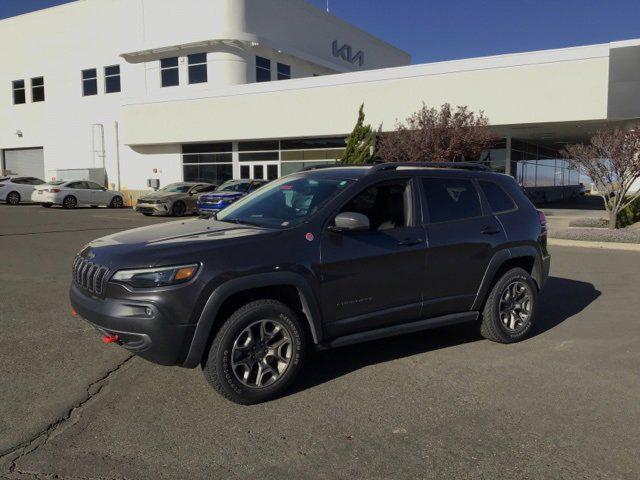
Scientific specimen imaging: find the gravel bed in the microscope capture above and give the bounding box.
[550,227,640,244]
[569,217,610,228]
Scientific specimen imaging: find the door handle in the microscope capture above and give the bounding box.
[481,226,501,235]
[398,238,423,246]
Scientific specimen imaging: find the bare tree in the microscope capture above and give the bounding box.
[561,126,640,229]
[377,103,498,163]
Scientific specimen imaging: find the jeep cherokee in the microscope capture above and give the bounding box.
[70,163,550,404]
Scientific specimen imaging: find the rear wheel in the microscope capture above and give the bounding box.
[109,196,124,208]
[171,201,186,217]
[202,299,306,405]
[62,195,77,209]
[6,191,20,205]
[480,267,538,343]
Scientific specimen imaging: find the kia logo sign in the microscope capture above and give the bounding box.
[332,41,364,67]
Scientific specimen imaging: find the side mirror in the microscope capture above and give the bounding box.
[331,212,370,232]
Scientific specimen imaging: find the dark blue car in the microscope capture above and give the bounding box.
[197,179,269,214]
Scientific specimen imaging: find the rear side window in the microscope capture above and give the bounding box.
[422,178,482,223]
[479,180,516,213]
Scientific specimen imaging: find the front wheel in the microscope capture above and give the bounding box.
[6,192,20,205]
[480,267,538,343]
[109,196,124,208]
[171,201,186,217]
[202,300,306,405]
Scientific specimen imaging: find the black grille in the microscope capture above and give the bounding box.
[72,256,109,295]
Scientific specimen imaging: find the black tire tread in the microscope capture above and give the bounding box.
[202,299,304,405]
[480,267,537,344]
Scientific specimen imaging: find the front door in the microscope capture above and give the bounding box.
[240,163,279,181]
[419,176,507,317]
[320,178,426,339]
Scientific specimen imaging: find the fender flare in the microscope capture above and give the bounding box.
[471,245,542,311]
[182,272,323,368]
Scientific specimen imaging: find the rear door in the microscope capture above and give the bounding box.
[420,176,507,317]
[320,178,426,338]
[85,181,109,204]
[66,181,92,205]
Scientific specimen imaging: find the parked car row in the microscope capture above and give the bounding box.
[0,176,125,209]
[2,176,269,215]
[134,179,269,217]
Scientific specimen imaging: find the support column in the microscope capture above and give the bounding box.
[505,136,513,177]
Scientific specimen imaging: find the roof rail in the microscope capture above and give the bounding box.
[300,163,377,172]
[368,162,489,174]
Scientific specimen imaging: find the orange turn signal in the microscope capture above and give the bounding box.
[174,266,197,282]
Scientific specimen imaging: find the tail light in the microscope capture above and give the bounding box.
[46,188,61,193]
[537,210,547,227]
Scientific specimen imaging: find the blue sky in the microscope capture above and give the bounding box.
[1,0,639,63]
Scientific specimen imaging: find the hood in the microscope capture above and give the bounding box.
[200,191,244,200]
[139,191,187,201]
[79,218,275,270]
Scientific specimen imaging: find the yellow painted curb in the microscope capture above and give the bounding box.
[548,238,640,252]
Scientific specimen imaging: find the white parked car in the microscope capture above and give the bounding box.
[32,180,125,209]
[0,176,47,205]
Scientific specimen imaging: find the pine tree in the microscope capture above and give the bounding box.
[340,104,376,164]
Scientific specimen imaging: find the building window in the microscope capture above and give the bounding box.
[256,56,271,82]
[161,57,179,87]
[31,77,45,102]
[104,65,121,93]
[277,63,291,80]
[182,143,233,185]
[188,53,207,84]
[12,80,26,104]
[82,69,98,96]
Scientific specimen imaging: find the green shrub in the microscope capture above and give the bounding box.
[617,196,640,228]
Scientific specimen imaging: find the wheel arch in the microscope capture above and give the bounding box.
[182,272,323,368]
[472,246,542,311]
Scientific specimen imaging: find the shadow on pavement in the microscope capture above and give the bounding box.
[291,276,600,395]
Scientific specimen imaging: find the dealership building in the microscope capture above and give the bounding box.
[2,0,640,203]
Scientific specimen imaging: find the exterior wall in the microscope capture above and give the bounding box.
[0,0,409,188]
[123,45,612,146]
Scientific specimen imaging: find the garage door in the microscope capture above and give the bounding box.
[3,148,45,179]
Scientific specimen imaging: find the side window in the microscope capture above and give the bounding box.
[193,184,215,193]
[341,180,411,231]
[67,182,81,189]
[12,178,26,185]
[86,182,104,190]
[30,178,45,185]
[422,178,482,223]
[479,180,516,213]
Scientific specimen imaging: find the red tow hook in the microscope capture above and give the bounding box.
[102,334,120,344]
[71,309,79,318]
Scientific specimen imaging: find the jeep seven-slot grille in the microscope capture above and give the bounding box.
[72,256,109,295]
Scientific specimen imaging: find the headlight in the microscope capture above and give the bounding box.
[111,264,199,288]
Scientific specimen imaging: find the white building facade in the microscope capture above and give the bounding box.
[2,0,640,203]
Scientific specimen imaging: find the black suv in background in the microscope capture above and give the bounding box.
[70,163,550,404]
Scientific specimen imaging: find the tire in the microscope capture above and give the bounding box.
[42,203,52,208]
[202,299,306,405]
[480,267,538,344]
[62,195,77,209]
[109,196,124,208]
[6,191,20,205]
[171,201,186,217]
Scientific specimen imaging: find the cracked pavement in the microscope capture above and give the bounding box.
[1,205,639,479]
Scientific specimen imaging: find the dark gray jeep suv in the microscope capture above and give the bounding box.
[70,163,550,404]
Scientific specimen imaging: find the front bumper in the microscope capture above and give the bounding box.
[70,283,196,366]
[196,203,225,214]
[134,202,170,215]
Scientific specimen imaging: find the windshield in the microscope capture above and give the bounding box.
[159,183,192,193]
[0,177,9,183]
[218,181,251,193]
[217,176,353,228]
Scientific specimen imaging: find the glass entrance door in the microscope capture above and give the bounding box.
[240,162,279,181]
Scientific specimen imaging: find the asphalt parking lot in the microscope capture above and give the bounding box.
[1,205,639,479]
